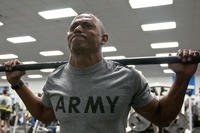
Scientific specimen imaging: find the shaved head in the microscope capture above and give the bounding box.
[71,13,106,34]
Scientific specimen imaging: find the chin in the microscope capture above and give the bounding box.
[71,44,86,53]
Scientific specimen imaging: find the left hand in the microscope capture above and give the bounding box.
[169,49,199,78]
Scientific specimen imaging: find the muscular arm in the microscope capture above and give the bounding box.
[15,84,56,124]
[134,49,199,127]
[135,75,190,127]
[3,59,56,124]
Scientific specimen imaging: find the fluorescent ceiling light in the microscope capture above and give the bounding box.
[38,8,78,19]
[160,64,168,67]
[28,74,43,79]
[22,61,38,64]
[141,22,176,31]
[127,65,136,68]
[188,85,195,89]
[0,54,18,59]
[151,42,179,49]
[104,56,126,60]
[7,36,36,44]
[1,76,7,80]
[163,69,174,73]
[156,53,176,57]
[129,0,173,9]
[40,50,64,56]
[0,21,3,26]
[102,46,117,52]
[40,69,55,73]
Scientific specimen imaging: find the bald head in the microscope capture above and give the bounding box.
[67,12,109,56]
[70,13,106,34]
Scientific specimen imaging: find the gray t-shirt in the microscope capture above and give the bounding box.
[42,59,153,133]
[0,95,12,109]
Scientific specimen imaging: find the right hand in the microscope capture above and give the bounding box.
[3,59,26,85]
[168,49,199,78]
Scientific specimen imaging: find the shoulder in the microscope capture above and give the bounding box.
[105,59,141,77]
[44,64,66,86]
[106,59,137,70]
[104,59,128,70]
[48,64,66,78]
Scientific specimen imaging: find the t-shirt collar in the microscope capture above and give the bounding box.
[66,59,105,75]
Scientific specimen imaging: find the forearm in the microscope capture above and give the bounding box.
[15,85,43,117]
[158,75,190,125]
[15,84,55,123]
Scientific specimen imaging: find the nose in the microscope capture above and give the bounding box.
[74,25,83,33]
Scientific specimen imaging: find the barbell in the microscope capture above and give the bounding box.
[0,56,200,72]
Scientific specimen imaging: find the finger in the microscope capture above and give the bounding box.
[3,61,9,71]
[188,49,200,61]
[4,60,18,71]
[11,60,17,68]
[177,49,183,59]
[12,59,21,67]
[6,60,13,71]
[181,49,190,62]
[193,50,200,56]
[16,59,23,65]
[183,49,189,57]
[187,49,193,61]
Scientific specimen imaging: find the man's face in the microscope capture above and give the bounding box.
[67,14,103,54]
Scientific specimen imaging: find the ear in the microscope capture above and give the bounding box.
[100,34,108,46]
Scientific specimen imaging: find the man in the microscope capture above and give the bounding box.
[0,89,12,133]
[3,13,200,133]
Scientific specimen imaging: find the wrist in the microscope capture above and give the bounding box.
[174,74,191,87]
[175,73,192,80]
[11,80,25,90]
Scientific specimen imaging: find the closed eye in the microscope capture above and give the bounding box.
[81,22,94,29]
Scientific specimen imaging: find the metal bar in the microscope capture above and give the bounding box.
[0,56,200,72]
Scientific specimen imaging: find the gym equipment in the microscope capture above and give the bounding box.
[150,86,170,97]
[164,113,189,133]
[128,112,151,132]
[0,56,200,72]
[32,120,49,133]
[12,102,21,133]
[192,127,200,133]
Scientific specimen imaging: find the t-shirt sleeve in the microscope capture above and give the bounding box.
[42,78,53,108]
[41,64,65,108]
[131,70,154,108]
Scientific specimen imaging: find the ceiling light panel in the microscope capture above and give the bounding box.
[40,69,55,73]
[38,8,78,19]
[129,0,173,9]
[141,22,176,31]
[39,50,64,56]
[0,54,18,59]
[102,46,117,52]
[104,56,126,60]
[7,36,36,43]
[160,64,168,67]
[156,53,176,57]
[163,69,174,73]
[127,65,136,68]
[1,76,7,80]
[0,21,3,26]
[22,61,38,64]
[28,74,43,78]
[151,42,179,49]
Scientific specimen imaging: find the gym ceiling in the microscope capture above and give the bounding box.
[0,0,200,80]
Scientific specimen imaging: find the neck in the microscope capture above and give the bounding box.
[69,52,103,68]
